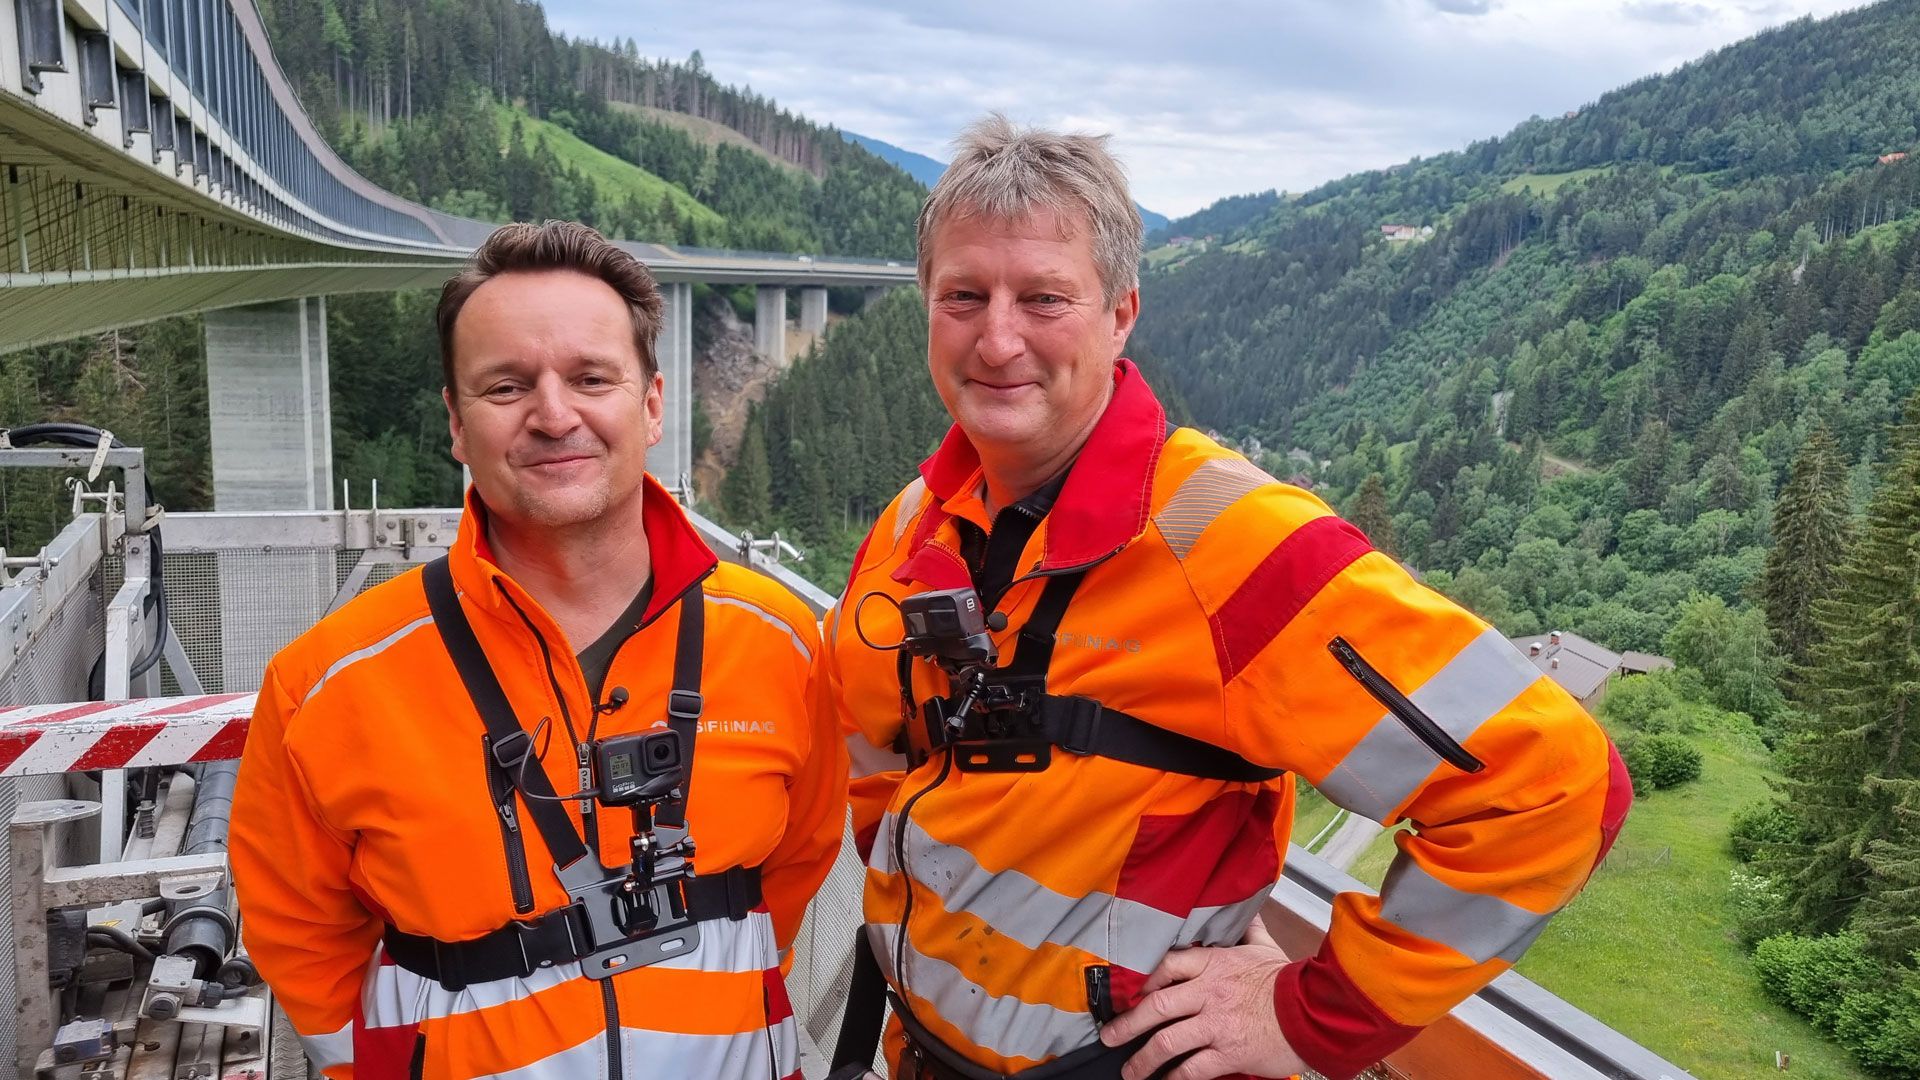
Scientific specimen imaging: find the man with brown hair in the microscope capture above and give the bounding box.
[232,221,846,1079]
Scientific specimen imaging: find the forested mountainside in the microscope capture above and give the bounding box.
[1122,0,1920,645]
[256,0,923,257]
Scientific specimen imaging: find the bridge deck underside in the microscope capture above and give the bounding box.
[1,100,463,349]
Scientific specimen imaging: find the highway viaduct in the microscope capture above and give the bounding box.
[1,0,913,506]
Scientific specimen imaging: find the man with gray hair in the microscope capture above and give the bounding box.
[818,114,1629,1080]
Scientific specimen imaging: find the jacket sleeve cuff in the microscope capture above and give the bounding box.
[1273,939,1423,1080]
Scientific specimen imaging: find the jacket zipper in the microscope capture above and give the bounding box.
[601,979,623,1080]
[483,735,537,915]
[1085,964,1114,1024]
[1329,637,1485,773]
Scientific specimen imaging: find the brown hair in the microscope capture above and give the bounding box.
[436,220,664,387]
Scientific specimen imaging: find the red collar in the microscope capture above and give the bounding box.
[917,359,1167,573]
[455,473,718,626]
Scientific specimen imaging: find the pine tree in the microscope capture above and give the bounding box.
[722,420,773,530]
[1760,427,1852,669]
[1625,418,1673,510]
[1348,473,1396,556]
[1773,404,1920,942]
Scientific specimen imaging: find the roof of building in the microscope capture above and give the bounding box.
[1619,651,1675,674]
[1509,631,1622,700]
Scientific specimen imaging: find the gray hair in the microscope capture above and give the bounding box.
[916,113,1143,308]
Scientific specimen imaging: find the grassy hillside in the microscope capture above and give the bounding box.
[1344,724,1872,1080]
[612,101,809,176]
[1497,166,1616,197]
[494,100,722,229]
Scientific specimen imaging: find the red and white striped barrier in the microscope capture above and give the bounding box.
[0,694,255,777]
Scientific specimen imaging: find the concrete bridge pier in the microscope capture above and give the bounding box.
[201,297,335,690]
[204,298,333,511]
[754,285,788,369]
[654,282,694,497]
[798,287,829,354]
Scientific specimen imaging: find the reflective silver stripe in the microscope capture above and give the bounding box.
[296,1020,354,1070]
[869,811,901,873]
[872,921,1097,1064]
[488,1033,605,1080]
[364,912,778,1025]
[875,815,1266,973]
[1154,456,1275,561]
[620,1016,801,1078]
[1318,628,1542,822]
[891,477,929,545]
[848,732,908,779]
[303,614,434,703]
[707,594,813,663]
[378,1003,798,1080]
[1378,853,1555,964]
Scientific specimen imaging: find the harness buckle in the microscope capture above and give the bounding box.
[512,906,589,974]
[1059,697,1103,756]
[666,689,704,722]
[489,729,532,771]
[430,938,467,992]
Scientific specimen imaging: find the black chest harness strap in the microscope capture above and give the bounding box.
[834,567,1281,1078]
[903,571,1286,785]
[385,558,760,992]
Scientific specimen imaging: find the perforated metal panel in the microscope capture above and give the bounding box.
[788,811,875,1062]
[103,548,428,694]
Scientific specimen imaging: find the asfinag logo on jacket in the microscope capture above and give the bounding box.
[1054,629,1143,653]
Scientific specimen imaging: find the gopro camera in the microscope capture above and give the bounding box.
[899,587,999,671]
[593,730,684,808]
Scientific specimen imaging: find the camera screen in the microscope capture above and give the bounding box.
[609,754,634,781]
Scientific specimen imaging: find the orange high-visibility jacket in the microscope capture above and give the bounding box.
[819,361,1631,1079]
[231,478,845,1080]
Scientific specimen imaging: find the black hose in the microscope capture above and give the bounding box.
[86,925,155,963]
[163,760,240,978]
[1,422,169,677]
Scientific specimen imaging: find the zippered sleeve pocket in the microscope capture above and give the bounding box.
[1328,637,1486,774]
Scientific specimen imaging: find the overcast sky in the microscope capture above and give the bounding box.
[543,0,1871,218]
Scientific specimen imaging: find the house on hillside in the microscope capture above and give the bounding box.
[1167,235,1196,248]
[1508,630,1673,711]
[1881,152,1909,165]
[1619,651,1675,677]
[1380,224,1436,242]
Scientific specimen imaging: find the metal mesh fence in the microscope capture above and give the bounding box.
[103,548,428,694]
[788,811,881,1071]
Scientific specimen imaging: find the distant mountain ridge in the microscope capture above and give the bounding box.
[843,131,1173,233]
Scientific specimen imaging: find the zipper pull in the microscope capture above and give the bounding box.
[1085,964,1114,1024]
[577,745,594,815]
[498,799,520,833]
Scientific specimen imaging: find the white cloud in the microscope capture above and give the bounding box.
[543,0,1873,217]
[1624,1,1720,23]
